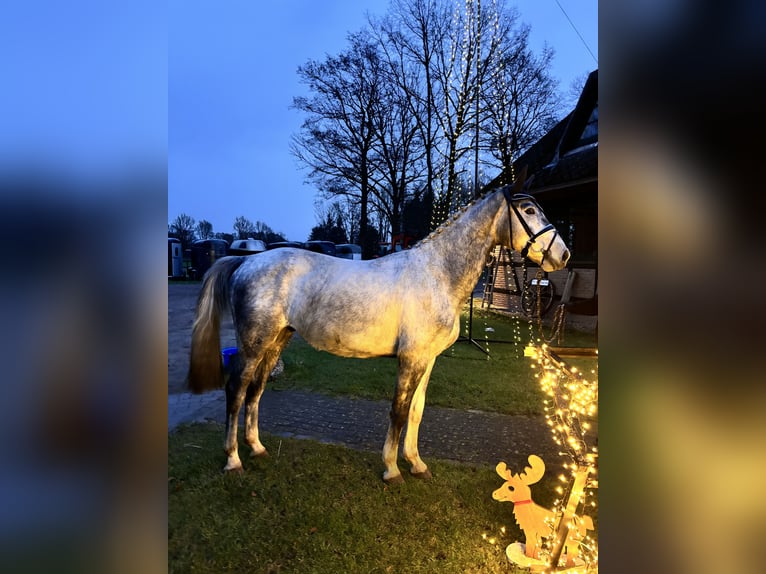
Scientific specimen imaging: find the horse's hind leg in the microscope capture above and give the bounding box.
[243,328,293,458]
[223,355,259,472]
[243,378,268,458]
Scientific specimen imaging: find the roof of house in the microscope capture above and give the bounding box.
[487,69,598,195]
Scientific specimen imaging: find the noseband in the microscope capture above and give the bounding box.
[502,187,558,265]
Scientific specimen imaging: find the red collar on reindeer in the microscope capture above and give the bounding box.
[513,499,533,506]
[502,187,558,265]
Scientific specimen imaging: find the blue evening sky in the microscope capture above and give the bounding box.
[1,2,167,182]
[168,0,597,242]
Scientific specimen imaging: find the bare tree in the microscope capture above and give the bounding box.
[383,0,509,225]
[291,0,567,246]
[196,219,214,240]
[565,72,590,110]
[366,33,427,238]
[431,0,512,217]
[291,31,384,259]
[233,216,256,240]
[373,0,447,231]
[170,213,196,250]
[482,23,560,178]
[329,199,363,244]
[252,220,286,244]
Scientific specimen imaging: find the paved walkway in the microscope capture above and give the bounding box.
[169,388,560,468]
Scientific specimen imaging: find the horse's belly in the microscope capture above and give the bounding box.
[301,323,398,358]
[322,341,397,359]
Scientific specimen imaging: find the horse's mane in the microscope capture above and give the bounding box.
[413,167,530,248]
[413,186,500,249]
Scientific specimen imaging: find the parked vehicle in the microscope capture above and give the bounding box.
[304,240,336,257]
[267,241,305,250]
[190,239,228,279]
[335,243,362,260]
[229,238,267,255]
[168,238,184,278]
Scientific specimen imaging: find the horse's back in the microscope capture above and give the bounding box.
[230,248,316,305]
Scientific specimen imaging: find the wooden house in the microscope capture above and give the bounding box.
[484,70,598,319]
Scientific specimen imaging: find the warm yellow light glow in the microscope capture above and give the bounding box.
[515,343,599,571]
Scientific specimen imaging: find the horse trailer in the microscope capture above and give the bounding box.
[168,238,184,278]
[304,240,336,257]
[190,239,228,279]
[335,243,362,260]
[229,238,267,256]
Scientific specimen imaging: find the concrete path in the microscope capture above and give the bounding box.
[169,388,560,468]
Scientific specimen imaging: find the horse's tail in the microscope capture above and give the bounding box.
[187,256,247,393]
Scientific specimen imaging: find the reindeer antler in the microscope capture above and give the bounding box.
[495,461,512,480]
[517,455,546,485]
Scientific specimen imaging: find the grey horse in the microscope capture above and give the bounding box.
[187,179,570,483]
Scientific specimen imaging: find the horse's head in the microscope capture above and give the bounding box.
[503,189,570,272]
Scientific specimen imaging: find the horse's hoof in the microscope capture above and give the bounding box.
[411,468,433,480]
[223,465,244,474]
[250,450,269,458]
[383,473,405,485]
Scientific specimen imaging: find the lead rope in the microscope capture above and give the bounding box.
[531,268,567,346]
[525,212,566,345]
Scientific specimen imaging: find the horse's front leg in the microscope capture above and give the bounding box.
[382,356,429,484]
[402,357,436,479]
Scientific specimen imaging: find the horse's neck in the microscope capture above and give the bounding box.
[418,191,505,303]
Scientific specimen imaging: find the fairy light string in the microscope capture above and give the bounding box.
[525,343,598,572]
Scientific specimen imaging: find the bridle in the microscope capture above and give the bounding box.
[502,187,558,266]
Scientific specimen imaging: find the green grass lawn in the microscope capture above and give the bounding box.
[271,304,597,416]
[169,424,580,574]
[170,307,599,572]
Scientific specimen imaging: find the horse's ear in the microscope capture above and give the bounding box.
[512,166,528,194]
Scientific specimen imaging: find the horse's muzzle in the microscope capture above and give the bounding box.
[541,248,570,272]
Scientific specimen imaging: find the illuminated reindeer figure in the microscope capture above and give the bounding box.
[493,455,594,566]
[493,455,554,559]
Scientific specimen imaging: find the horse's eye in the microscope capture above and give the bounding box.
[524,207,535,215]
